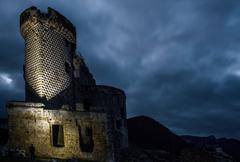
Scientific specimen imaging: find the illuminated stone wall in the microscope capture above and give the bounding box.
[7,102,114,161]
[21,7,75,108]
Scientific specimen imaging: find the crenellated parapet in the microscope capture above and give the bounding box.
[20,6,76,44]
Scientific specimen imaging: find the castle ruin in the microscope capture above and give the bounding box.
[7,6,128,162]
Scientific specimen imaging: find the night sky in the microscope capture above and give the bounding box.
[0,0,240,139]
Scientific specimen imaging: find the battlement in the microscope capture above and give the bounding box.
[20,6,76,43]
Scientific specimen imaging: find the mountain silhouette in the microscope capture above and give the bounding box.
[127,116,187,154]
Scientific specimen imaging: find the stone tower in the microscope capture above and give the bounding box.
[20,6,75,108]
[7,6,128,162]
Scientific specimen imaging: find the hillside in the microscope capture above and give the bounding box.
[127,116,187,154]
[126,116,238,162]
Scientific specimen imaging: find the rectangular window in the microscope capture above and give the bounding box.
[116,120,122,129]
[52,125,64,147]
[120,107,125,118]
[65,39,69,47]
[83,99,91,111]
[78,126,94,152]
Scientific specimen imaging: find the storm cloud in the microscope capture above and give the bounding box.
[0,0,240,138]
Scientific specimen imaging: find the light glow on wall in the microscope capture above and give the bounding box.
[24,22,72,100]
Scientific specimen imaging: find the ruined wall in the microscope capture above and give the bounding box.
[75,85,128,160]
[7,102,114,162]
[73,54,96,86]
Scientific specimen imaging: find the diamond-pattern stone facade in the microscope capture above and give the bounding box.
[25,24,72,100]
[21,7,75,107]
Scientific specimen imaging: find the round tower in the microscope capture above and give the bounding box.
[20,6,76,108]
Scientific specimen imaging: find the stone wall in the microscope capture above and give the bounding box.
[21,6,76,109]
[7,102,114,162]
[73,55,96,86]
[75,85,128,161]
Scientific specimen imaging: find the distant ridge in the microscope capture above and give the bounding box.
[181,135,240,161]
[127,115,187,154]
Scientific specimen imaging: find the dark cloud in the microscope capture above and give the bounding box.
[0,0,240,139]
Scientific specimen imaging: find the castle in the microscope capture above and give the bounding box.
[7,6,128,162]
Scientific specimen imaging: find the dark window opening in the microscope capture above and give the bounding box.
[70,43,76,52]
[52,125,64,147]
[83,99,91,111]
[85,127,92,136]
[120,107,125,118]
[116,120,122,129]
[65,39,69,47]
[65,62,71,74]
[78,126,94,152]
